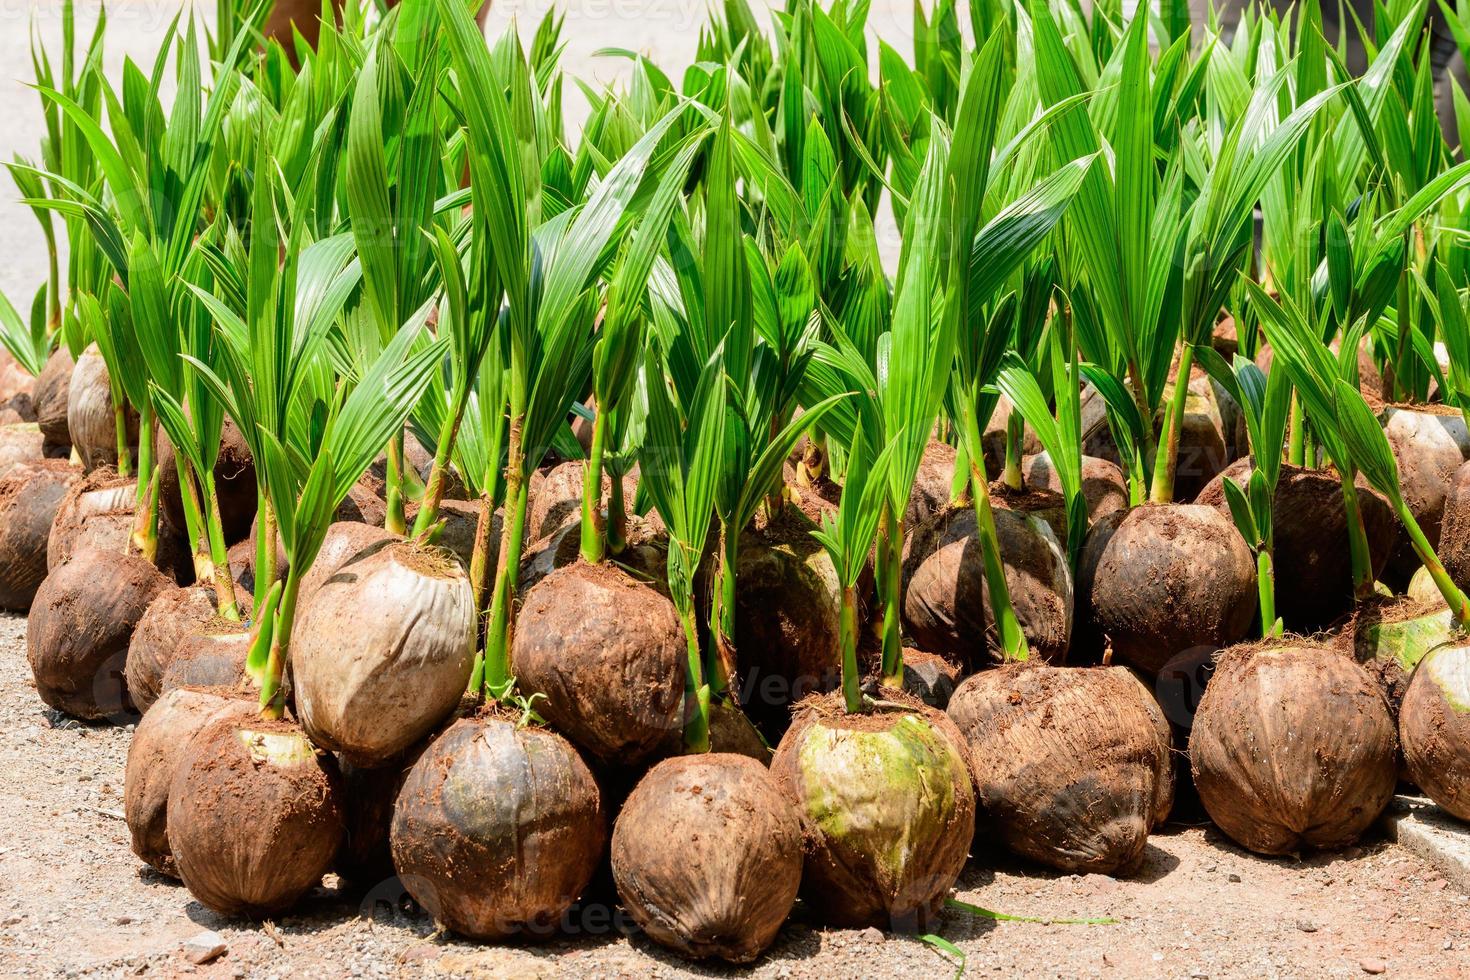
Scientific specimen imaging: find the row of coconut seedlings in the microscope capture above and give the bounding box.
[0,0,1469,964]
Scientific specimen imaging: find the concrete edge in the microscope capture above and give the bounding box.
[1379,795,1470,894]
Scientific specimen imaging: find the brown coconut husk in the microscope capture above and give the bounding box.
[896,648,962,709]
[292,541,475,768]
[0,459,77,609]
[293,520,398,608]
[159,624,253,697]
[947,663,1173,875]
[1440,460,1470,590]
[32,347,74,453]
[511,560,685,768]
[167,715,344,917]
[123,687,253,876]
[1379,403,1470,584]
[389,715,606,940]
[67,344,137,471]
[27,550,172,718]
[156,418,256,546]
[904,440,959,529]
[902,504,1073,670]
[1189,643,1397,855]
[406,497,490,570]
[731,507,844,728]
[770,690,975,931]
[1022,452,1130,523]
[125,585,239,715]
[45,466,190,581]
[333,744,428,885]
[1196,460,1398,632]
[1079,503,1256,676]
[981,395,1042,480]
[0,422,44,478]
[525,460,608,543]
[1400,641,1470,821]
[612,754,802,963]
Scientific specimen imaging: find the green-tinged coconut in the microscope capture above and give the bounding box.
[0,422,43,478]
[770,692,975,931]
[67,344,137,471]
[1189,645,1397,855]
[1440,460,1470,590]
[125,585,233,714]
[389,715,606,940]
[293,541,474,767]
[1400,642,1470,821]
[0,459,76,609]
[1196,461,1397,631]
[1407,566,1447,607]
[1022,452,1129,523]
[27,550,172,718]
[733,510,844,727]
[32,347,73,453]
[947,665,1173,874]
[902,505,1073,669]
[512,560,684,767]
[1079,504,1256,676]
[1352,598,1458,716]
[612,755,802,962]
[156,418,256,546]
[124,687,253,876]
[168,716,344,917]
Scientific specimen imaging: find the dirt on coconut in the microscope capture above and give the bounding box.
[4,611,1470,978]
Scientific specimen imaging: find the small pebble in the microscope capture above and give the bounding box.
[1360,958,1387,975]
[1227,873,1241,883]
[1296,919,1318,933]
[183,930,227,966]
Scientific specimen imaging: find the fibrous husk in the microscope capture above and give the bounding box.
[902,505,1073,670]
[1196,460,1397,632]
[124,687,253,876]
[1079,503,1256,676]
[526,460,611,542]
[26,549,172,719]
[770,691,975,931]
[1440,460,1470,591]
[125,585,231,714]
[733,510,844,727]
[168,716,344,917]
[33,347,74,452]
[1380,404,1470,584]
[1399,642,1470,821]
[67,344,137,471]
[1082,377,1239,502]
[160,625,253,697]
[46,466,189,580]
[612,754,802,962]
[156,418,256,546]
[247,490,391,600]
[293,541,475,768]
[408,497,491,571]
[335,747,425,885]
[1189,644,1397,855]
[517,514,666,595]
[947,664,1173,874]
[1022,452,1129,524]
[0,422,44,478]
[294,521,397,608]
[0,459,76,609]
[904,440,959,529]
[389,715,606,940]
[511,560,685,768]
[898,649,962,709]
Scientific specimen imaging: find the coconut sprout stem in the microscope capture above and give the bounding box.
[1149,344,1195,505]
[257,569,301,719]
[1288,395,1305,466]
[483,417,527,698]
[178,462,213,585]
[467,488,494,616]
[1339,473,1377,601]
[878,510,905,686]
[384,430,407,535]
[959,403,1029,663]
[1257,549,1281,637]
[203,472,239,621]
[578,407,608,563]
[712,526,738,701]
[681,605,710,752]
[252,493,278,615]
[1393,498,1470,631]
[1002,409,1024,491]
[607,469,628,555]
[839,584,861,713]
[412,391,469,539]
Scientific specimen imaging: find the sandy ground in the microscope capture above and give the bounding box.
[1,607,1469,979]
